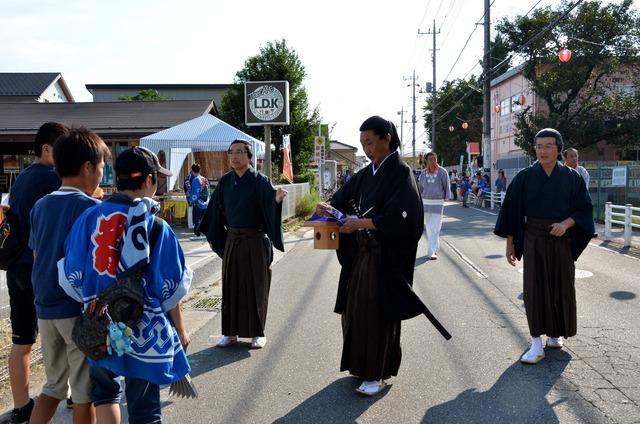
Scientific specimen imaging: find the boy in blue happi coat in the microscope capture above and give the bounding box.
[58,146,193,423]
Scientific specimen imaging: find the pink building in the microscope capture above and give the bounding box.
[489,64,637,185]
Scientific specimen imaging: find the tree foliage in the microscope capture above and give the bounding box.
[219,39,320,179]
[424,76,483,166]
[496,0,640,156]
[119,89,172,101]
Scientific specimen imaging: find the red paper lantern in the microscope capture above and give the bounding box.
[518,94,526,105]
[448,126,455,132]
[558,48,572,63]
[462,122,469,130]
[494,104,501,113]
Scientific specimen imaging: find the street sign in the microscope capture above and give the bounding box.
[611,166,627,186]
[312,136,325,165]
[244,81,290,126]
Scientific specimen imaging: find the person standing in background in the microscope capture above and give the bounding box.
[418,152,450,260]
[563,148,590,190]
[6,122,67,424]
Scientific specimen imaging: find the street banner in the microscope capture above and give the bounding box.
[282,134,294,183]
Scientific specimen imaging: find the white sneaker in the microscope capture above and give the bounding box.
[520,346,545,364]
[355,380,386,396]
[546,337,564,349]
[216,335,237,347]
[251,337,267,349]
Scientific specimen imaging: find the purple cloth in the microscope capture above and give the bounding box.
[307,208,346,225]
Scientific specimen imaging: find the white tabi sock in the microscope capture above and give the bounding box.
[531,337,543,352]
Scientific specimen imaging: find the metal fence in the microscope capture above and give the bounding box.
[584,162,640,222]
[275,182,310,220]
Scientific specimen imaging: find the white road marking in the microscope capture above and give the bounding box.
[442,238,488,278]
[588,242,640,262]
[469,206,498,216]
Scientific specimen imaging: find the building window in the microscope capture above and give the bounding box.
[500,98,511,116]
[511,95,522,112]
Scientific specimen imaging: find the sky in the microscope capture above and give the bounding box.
[1,0,635,154]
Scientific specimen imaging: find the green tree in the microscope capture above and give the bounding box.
[496,0,640,156]
[424,75,483,166]
[220,39,320,180]
[119,89,172,101]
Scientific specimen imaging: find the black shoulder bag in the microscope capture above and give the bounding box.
[72,216,164,360]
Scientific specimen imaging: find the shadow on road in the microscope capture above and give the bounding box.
[609,290,637,300]
[415,255,431,267]
[422,350,600,423]
[186,345,251,379]
[273,377,389,423]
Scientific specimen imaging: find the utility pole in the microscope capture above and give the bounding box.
[419,21,440,153]
[482,0,491,173]
[412,70,417,167]
[397,106,405,155]
[404,72,419,169]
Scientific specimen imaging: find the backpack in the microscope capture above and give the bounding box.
[72,216,163,360]
[0,208,29,270]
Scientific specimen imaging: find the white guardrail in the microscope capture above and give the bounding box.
[605,202,640,247]
[467,191,505,210]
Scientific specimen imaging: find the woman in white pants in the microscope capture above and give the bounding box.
[418,152,451,259]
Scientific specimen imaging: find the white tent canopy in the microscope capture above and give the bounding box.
[140,114,264,189]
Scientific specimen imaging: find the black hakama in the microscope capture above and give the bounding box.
[523,218,576,338]
[221,228,271,337]
[341,232,401,381]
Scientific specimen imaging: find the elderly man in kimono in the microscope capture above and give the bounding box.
[197,139,287,349]
[316,116,450,396]
[494,128,594,364]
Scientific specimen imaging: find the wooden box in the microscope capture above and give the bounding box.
[303,220,340,250]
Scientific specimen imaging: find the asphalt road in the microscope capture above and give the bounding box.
[5,205,640,423]
[158,203,640,424]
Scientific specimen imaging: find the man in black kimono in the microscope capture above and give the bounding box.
[316,116,449,396]
[197,139,287,349]
[494,128,594,364]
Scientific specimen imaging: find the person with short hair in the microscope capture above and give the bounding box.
[495,128,594,364]
[58,146,192,423]
[563,147,590,190]
[188,163,209,232]
[29,127,111,424]
[6,122,67,424]
[198,139,287,349]
[418,152,450,260]
[495,169,507,193]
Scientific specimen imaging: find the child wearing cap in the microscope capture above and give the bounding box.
[58,146,192,423]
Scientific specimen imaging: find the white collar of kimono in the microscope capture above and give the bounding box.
[371,150,398,176]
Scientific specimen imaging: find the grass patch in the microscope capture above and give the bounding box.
[295,191,320,220]
[283,217,305,233]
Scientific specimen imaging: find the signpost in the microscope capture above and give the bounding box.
[244,81,290,180]
[611,167,627,187]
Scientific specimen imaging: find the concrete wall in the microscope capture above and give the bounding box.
[274,182,310,220]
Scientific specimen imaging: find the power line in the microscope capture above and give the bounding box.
[439,0,458,29]
[441,0,496,84]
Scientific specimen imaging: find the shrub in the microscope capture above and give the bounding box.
[295,190,320,219]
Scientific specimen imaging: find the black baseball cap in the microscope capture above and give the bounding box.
[115,146,172,180]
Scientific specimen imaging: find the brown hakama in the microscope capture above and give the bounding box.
[221,228,271,337]
[523,217,577,338]
[341,232,402,381]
